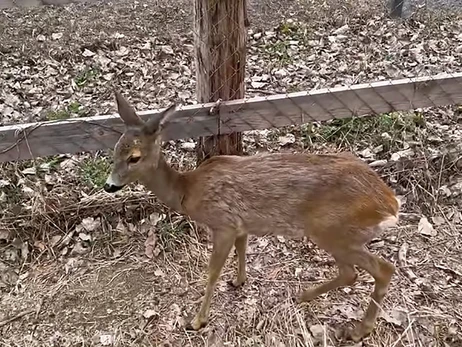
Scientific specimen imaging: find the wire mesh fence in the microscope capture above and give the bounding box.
[1,0,462,162]
[0,0,461,175]
[391,0,462,18]
[1,2,462,224]
[1,72,462,163]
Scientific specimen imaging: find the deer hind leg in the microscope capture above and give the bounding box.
[297,261,357,303]
[347,248,395,342]
[228,234,248,288]
[187,231,236,331]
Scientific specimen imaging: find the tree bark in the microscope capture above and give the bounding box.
[194,0,248,164]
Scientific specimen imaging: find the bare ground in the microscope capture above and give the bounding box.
[1,0,462,346]
[1,220,462,346]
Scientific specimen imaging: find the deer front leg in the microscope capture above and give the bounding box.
[187,231,236,330]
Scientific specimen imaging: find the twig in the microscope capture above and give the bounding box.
[0,123,42,155]
[0,309,35,328]
[398,242,418,281]
[34,297,44,321]
[29,297,45,337]
[390,319,415,347]
[434,263,462,277]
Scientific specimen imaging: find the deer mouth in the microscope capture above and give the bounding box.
[103,183,125,193]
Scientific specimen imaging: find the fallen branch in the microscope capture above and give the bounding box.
[0,309,35,328]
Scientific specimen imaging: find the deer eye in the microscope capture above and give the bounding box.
[128,156,141,164]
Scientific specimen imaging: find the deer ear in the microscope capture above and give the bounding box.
[115,91,144,127]
[144,104,177,136]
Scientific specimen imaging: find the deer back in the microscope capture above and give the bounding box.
[180,152,399,242]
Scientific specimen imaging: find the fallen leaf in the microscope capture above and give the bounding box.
[418,216,436,237]
[144,230,157,259]
[390,148,414,162]
[22,167,36,175]
[274,68,288,78]
[20,241,29,260]
[82,49,95,57]
[381,308,408,326]
[0,230,9,241]
[251,81,266,88]
[278,134,295,146]
[181,142,196,151]
[178,90,191,101]
[149,213,162,225]
[51,32,63,40]
[79,232,92,242]
[143,309,158,319]
[154,269,164,277]
[309,324,325,340]
[33,240,46,251]
[369,159,387,167]
[114,220,128,233]
[0,179,10,187]
[161,45,174,55]
[77,217,100,233]
[44,174,55,185]
[60,158,77,171]
[432,216,445,226]
[64,257,82,274]
[111,32,125,39]
[71,242,90,255]
[100,334,114,346]
[358,148,374,159]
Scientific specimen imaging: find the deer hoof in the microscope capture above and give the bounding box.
[186,316,207,331]
[296,289,317,303]
[348,322,373,342]
[227,277,246,289]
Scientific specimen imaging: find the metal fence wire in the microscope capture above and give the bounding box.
[1,72,462,163]
[0,0,461,164]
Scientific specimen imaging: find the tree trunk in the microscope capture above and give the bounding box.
[194,0,248,164]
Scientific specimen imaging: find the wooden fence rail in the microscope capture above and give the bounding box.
[1,72,462,163]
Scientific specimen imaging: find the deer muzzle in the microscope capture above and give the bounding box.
[104,173,125,193]
[103,183,124,193]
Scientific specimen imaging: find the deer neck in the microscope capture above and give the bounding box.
[139,153,185,213]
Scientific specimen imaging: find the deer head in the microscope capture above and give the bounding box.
[103,91,176,193]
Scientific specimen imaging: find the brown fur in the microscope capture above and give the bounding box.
[105,92,400,342]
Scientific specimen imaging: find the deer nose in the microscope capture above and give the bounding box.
[103,183,123,193]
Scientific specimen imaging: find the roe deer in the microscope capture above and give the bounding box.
[104,91,400,341]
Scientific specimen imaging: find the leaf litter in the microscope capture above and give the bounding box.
[0,0,462,346]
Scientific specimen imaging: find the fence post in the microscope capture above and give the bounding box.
[193,0,248,164]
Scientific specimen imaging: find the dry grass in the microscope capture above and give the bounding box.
[1,217,461,346]
[1,0,462,346]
